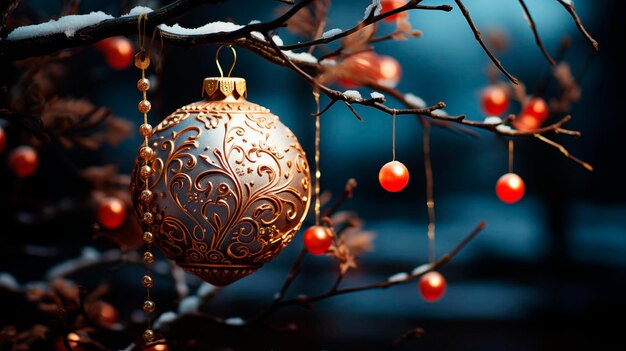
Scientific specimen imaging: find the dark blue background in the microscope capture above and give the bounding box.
[1,1,625,350]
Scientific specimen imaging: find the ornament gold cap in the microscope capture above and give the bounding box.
[202,77,247,100]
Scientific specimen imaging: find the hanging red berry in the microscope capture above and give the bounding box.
[381,0,409,22]
[418,271,447,302]
[54,333,85,351]
[480,85,510,116]
[495,172,525,204]
[377,55,402,88]
[97,197,127,230]
[96,37,134,70]
[0,126,6,153]
[9,145,38,178]
[512,113,541,131]
[379,160,409,192]
[337,51,382,88]
[521,97,549,122]
[94,301,119,326]
[145,343,170,351]
[303,225,333,255]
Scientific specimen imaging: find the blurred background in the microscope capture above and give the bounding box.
[1,0,624,350]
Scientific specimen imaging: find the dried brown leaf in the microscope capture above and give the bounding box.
[342,24,377,54]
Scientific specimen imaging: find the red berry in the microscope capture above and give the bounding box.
[512,113,541,131]
[97,197,127,230]
[418,271,447,302]
[337,51,382,88]
[145,344,170,351]
[480,85,509,116]
[9,146,38,177]
[379,160,409,192]
[94,301,119,326]
[303,225,333,255]
[522,97,549,122]
[96,37,134,70]
[377,55,402,88]
[380,0,409,22]
[0,126,6,153]
[496,172,525,204]
[55,333,84,351]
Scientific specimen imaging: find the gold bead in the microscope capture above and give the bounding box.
[140,165,152,179]
[137,78,151,92]
[140,189,153,203]
[143,212,154,224]
[138,100,152,113]
[142,328,155,342]
[139,146,154,160]
[143,231,154,244]
[139,123,153,137]
[134,52,150,69]
[142,275,154,288]
[143,251,155,265]
[143,300,156,313]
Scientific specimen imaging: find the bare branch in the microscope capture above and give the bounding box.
[556,0,598,50]
[454,0,519,84]
[517,0,555,65]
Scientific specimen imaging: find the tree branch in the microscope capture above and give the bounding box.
[517,0,555,65]
[556,0,598,50]
[454,0,519,84]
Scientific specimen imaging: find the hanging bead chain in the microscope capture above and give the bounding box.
[135,14,156,345]
[313,90,321,226]
[508,139,514,173]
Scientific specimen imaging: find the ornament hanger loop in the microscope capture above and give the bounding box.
[215,45,237,78]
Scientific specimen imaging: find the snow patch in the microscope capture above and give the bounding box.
[343,90,363,100]
[364,0,382,19]
[283,51,318,63]
[178,296,200,314]
[197,282,216,298]
[387,272,409,283]
[411,263,430,276]
[159,21,244,35]
[404,93,426,109]
[496,124,513,133]
[432,109,448,117]
[320,59,337,66]
[483,116,503,125]
[248,20,261,25]
[123,6,153,17]
[0,273,19,290]
[8,11,114,40]
[225,317,245,326]
[154,311,178,329]
[321,28,343,39]
[370,92,385,100]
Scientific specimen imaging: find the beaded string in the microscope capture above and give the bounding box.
[135,13,157,345]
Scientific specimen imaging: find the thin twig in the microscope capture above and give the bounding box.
[517,0,555,65]
[454,0,519,84]
[534,133,593,171]
[274,222,485,308]
[556,0,598,50]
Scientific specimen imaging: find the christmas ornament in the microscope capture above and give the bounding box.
[303,225,333,255]
[377,55,402,88]
[480,85,509,116]
[145,344,170,351]
[97,197,127,230]
[9,145,38,178]
[418,271,447,302]
[131,46,311,286]
[496,172,525,204]
[0,126,6,153]
[379,111,409,192]
[381,0,409,22]
[96,36,134,70]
